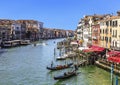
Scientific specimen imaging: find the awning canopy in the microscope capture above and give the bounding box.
[107,51,120,57]
[83,45,105,53]
[107,57,120,64]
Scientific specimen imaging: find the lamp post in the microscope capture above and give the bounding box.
[111,63,114,85]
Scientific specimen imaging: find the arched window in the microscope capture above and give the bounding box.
[113,41,114,47]
[115,41,117,47]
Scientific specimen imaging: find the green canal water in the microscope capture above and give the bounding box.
[0,39,119,85]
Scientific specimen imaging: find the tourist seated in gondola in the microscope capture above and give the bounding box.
[64,72,67,76]
[74,64,78,71]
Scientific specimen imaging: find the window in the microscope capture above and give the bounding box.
[110,20,112,26]
[115,21,118,27]
[113,21,114,27]
[115,41,117,47]
[105,28,108,34]
[100,29,101,33]
[109,37,111,42]
[113,41,114,47]
[100,22,103,26]
[105,37,108,42]
[106,21,109,26]
[113,30,114,37]
[16,27,19,30]
[115,30,117,37]
[103,29,104,34]
[110,29,112,33]
[84,34,88,39]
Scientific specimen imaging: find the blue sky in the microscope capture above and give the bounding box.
[0,0,120,30]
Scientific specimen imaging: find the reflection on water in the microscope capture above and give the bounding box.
[0,39,119,85]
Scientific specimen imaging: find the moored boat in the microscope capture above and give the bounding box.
[56,54,68,60]
[56,56,66,60]
[54,71,77,80]
[20,40,31,45]
[46,63,73,71]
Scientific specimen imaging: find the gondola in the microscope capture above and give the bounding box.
[46,63,73,71]
[54,71,77,80]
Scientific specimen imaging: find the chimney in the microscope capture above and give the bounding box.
[117,11,120,16]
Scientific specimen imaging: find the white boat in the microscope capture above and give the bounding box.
[56,56,66,60]
[56,54,68,60]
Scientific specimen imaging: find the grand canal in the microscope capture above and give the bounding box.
[0,39,119,85]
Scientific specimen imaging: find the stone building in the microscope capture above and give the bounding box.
[0,19,43,41]
[0,19,15,41]
[100,12,120,50]
[16,20,43,41]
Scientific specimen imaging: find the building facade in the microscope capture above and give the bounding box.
[0,19,44,41]
[0,19,15,41]
[92,24,100,46]
[16,20,43,41]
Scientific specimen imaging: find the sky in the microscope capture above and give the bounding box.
[0,0,120,30]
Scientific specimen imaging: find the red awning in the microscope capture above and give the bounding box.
[90,45,104,50]
[83,45,105,53]
[108,57,120,64]
[107,51,120,57]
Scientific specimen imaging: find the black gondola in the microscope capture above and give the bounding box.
[54,71,77,80]
[46,63,73,71]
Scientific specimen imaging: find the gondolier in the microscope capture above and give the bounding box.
[51,61,53,67]
[74,64,78,71]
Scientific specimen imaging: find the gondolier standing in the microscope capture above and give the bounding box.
[74,64,78,71]
[51,61,53,67]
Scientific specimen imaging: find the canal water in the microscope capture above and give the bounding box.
[0,39,119,85]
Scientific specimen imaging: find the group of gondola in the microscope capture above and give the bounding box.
[46,61,79,80]
[46,43,80,80]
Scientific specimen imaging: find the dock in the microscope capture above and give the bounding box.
[95,60,120,76]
